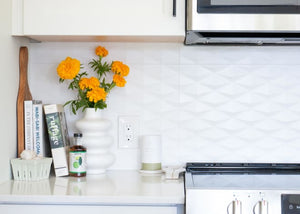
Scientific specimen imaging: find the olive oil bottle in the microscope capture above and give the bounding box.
[69,133,87,177]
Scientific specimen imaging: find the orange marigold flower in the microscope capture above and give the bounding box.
[111,61,130,77]
[79,78,89,90]
[122,64,130,76]
[86,87,107,103]
[88,77,100,89]
[79,77,100,90]
[57,57,80,80]
[113,74,126,87]
[95,46,108,57]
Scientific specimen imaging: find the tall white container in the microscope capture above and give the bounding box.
[140,135,162,171]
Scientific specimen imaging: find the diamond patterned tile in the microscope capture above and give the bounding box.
[29,42,300,169]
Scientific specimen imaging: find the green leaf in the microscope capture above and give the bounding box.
[64,100,73,107]
[68,101,77,115]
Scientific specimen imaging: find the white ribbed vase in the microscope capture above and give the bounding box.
[75,108,115,174]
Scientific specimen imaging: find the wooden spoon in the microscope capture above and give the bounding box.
[17,47,32,157]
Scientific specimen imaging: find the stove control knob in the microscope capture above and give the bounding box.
[253,200,268,214]
[227,199,242,214]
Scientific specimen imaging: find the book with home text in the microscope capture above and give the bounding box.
[32,102,50,157]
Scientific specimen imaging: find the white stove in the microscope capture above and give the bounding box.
[185,163,300,214]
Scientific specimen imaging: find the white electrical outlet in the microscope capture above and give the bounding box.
[118,116,139,149]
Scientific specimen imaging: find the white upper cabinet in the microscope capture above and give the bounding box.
[12,0,185,42]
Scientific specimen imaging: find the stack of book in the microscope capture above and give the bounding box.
[24,101,70,177]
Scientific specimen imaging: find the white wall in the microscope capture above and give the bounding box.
[28,42,300,170]
[0,0,27,183]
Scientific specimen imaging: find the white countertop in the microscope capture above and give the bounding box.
[0,170,184,206]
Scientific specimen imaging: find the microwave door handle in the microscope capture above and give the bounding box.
[173,0,176,17]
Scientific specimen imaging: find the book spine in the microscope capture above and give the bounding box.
[33,103,46,156]
[24,100,33,150]
[44,104,69,177]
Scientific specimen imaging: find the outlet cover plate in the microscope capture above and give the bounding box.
[118,116,139,149]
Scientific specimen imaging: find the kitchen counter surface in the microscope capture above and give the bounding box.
[0,170,184,206]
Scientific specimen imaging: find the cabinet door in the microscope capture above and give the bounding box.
[22,0,184,36]
[0,204,177,214]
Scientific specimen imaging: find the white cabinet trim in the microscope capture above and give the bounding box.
[12,0,23,35]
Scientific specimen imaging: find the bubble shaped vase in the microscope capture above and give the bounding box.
[75,108,115,174]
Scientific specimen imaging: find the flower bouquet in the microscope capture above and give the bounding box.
[56,46,129,114]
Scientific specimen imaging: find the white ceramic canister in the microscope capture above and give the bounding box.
[140,135,162,171]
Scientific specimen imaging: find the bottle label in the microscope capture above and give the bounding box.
[69,151,87,173]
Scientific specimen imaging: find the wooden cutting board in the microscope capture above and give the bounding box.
[17,47,32,157]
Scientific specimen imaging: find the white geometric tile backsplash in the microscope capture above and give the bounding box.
[28,42,300,169]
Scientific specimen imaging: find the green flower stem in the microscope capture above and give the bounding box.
[106,82,116,93]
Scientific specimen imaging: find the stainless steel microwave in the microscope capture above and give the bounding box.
[185,0,300,44]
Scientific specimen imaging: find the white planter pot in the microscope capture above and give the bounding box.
[75,108,115,174]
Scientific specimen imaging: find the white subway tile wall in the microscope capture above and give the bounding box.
[28,42,300,169]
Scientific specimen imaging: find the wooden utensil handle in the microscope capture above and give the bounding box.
[17,47,32,157]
